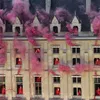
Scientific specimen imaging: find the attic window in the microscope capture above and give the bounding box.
[53,26,58,33]
[15,27,20,34]
[73,26,78,33]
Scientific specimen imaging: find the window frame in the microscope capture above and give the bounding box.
[53,48,59,54]
[16,77,23,95]
[72,58,80,65]
[72,76,81,83]
[0,76,5,95]
[53,76,60,83]
[54,87,60,96]
[72,46,80,54]
[94,77,100,96]
[73,87,82,96]
[34,76,42,96]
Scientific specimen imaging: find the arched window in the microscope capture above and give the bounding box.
[53,26,58,33]
[5,20,12,32]
[0,27,3,33]
[16,58,22,65]
[73,26,78,33]
[15,27,20,34]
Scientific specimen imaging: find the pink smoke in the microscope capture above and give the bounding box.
[13,39,26,58]
[55,8,72,22]
[6,11,16,24]
[0,40,7,65]
[65,33,76,46]
[49,69,57,75]
[75,64,85,74]
[31,55,43,74]
[92,16,100,35]
[58,64,71,74]
[0,55,6,65]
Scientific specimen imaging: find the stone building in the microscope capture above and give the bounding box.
[0,0,99,100]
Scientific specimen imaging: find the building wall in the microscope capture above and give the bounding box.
[0,38,99,100]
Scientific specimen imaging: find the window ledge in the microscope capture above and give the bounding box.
[16,94,23,97]
[15,65,22,68]
[0,94,6,96]
[34,95,42,98]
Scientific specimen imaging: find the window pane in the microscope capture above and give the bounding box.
[73,88,77,95]
[78,77,81,83]
[73,77,76,83]
[77,58,80,64]
[54,58,59,65]
[53,77,60,83]
[73,58,76,65]
[53,48,59,53]
[54,87,60,95]
[94,78,97,83]
[35,77,41,82]
[77,48,80,53]
[95,84,100,96]
[94,48,96,53]
[78,88,81,96]
[72,48,75,53]
[16,77,22,82]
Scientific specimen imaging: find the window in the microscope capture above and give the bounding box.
[54,87,60,95]
[34,48,41,53]
[16,58,22,65]
[73,26,78,33]
[53,26,58,33]
[72,76,81,83]
[15,27,20,34]
[94,78,100,96]
[94,48,100,53]
[73,87,81,96]
[5,20,12,32]
[72,58,80,65]
[53,77,60,83]
[72,47,80,53]
[53,48,59,54]
[54,58,59,65]
[0,77,5,95]
[35,77,42,95]
[16,77,23,95]
[94,58,100,65]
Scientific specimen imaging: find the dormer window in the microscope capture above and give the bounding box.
[16,58,22,65]
[15,27,20,34]
[53,26,58,33]
[73,26,78,33]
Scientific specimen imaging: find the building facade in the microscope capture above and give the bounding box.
[0,0,100,100]
[0,13,99,100]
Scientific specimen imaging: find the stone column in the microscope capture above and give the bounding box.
[46,0,51,13]
[86,0,91,12]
